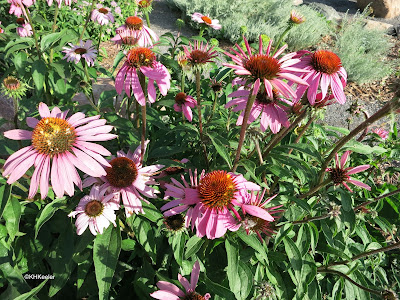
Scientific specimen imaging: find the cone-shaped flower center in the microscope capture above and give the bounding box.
[138,0,152,8]
[125,16,143,30]
[201,16,212,24]
[127,47,155,68]
[255,88,279,105]
[290,11,305,24]
[106,157,138,188]
[16,17,25,25]
[183,292,205,300]
[99,7,109,14]
[211,81,223,92]
[311,50,341,75]
[175,92,187,105]
[32,117,76,156]
[4,76,21,90]
[85,200,104,217]
[329,167,348,184]
[198,171,237,210]
[164,214,185,231]
[246,216,265,232]
[74,48,87,55]
[243,55,281,80]
[188,50,212,65]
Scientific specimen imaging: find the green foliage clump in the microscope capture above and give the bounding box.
[334,12,392,84]
[167,0,330,50]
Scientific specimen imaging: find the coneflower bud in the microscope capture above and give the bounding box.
[1,76,27,100]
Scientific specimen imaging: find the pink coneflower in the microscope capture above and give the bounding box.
[91,7,114,26]
[62,40,97,66]
[150,261,211,300]
[174,92,197,122]
[8,0,35,17]
[289,10,306,25]
[224,36,309,100]
[182,41,218,70]
[0,21,4,34]
[162,170,263,239]
[16,17,32,37]
[46,0,71,7]
[69,186,119,236]
[238,190,284,242]
[293,50,347,105]
[111,16,158,47]
[136,0,153,9]
[327,151,371,192]
[2,102,117,199]
[115,47,171,105]
[191,12,222,30]
[83,141,164,217]
[226,85,291,133]
[372,128,389,140]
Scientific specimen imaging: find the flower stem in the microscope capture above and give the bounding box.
[97,25,104,54]
[288,111,316,155]
[82,61,100,113]
[23,6,46,63]
[232,86,257,173]
[49,5,60,63]
[195,70,209,170]
[298,178,331,199]
[181,71,185,93]
[138,72,147,163]
[79,0,97,41]
[144,11,151,28]
[199,26,205,37]
[316,97,400,186]
[262,109,308,159]
[317,269,382,296]
[273,25,292,55]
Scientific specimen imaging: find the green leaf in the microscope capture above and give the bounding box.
[113,51,125,73]
[279,143,322,162]
[316,244,351,260]
[225,239,241,299]
[128,215,157,262]
[40,31,64,52]
[208,133,232,168]
[34,198,66,238]
[93,225,121,300]
[0,184,12,219]
[32,60,46,94]
[3,196,21,241]
[283,237,303,284]
[203,274,235,300]
[236,230,268,264]
[324,126,350,135]
[141,201,163,223]
[170,233,186,266]
[121,239,136,251]
[14,279,48,300]
[339,189,352,212]
[184,235,204,259]
[342,140,387,155]
[238,261,253,299]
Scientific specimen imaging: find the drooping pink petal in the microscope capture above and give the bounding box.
[347,179,371,190]
[346,165,370,175]
[3,129,33,140]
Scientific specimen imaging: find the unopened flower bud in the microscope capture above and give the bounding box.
[176,18,185,29]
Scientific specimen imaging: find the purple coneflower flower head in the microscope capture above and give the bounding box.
[16,17,32,37]
[174,92,197,122]
[47,0,71,7]
[293,50,347,105]
[62,40,97,66]
[111,16,158,47]
[69,185,119,235]
[91,7,114,25]
[162,170,261,239]
[372,128,389,140]
[224,36,309,100]
[238,190,284,242]
[327,151,371,192]
[115,47,171,105]
[226,84,291,133]
[150,261,211,300]
[192,12,222,30]
[83,141,164,217]
[8,0,35,17]
[2,102,117,199]
[289,10,305,25]
[182,41,218,70]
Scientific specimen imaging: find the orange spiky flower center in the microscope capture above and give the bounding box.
[330,167,348,184]
[125,16,143,30]
[164,214,185,231]
[183,292,206,300]
[126,47,155,68]
[175,92,187,105]
[32,117,76,156]
[311,50,342,75]
[4,76,21,90]
[98,7,108,14]
[85,200,104,217]
[16,17,25,25]
[198,171,237,210]
[106,157,138,188]
[201,16,212,24]
[243,55,281,80]
[74,48,87,55]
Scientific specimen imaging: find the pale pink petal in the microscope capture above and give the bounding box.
[242,204,274,221]
[156,281,184,297]
[51,155,65,198]
[7,152,37,184]
[26,117,39,128]
[39,156,51,199]
[346,165,370,175]
[3,129,33,140]
[190,261,200,290]
[150,291,180,300]
[178,274,190,293]
[340,151,350,168]
[38,102,51,118]
[347,179,371,190]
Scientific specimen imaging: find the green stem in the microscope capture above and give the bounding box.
[79,0,97,41]
[97,25,104,54]
[298,178,331,199]
[273,25,292,55]
[144,10,151,28]
[181,71,185,93]
[199,27,205,37]
[82,61,100,113]
[316,97,400,186]
[288,111,316,155]
[232,86,257,173]
[138,72,147,163]
[195,70,209,170]
[49,5,60,63]
[23,7,45,62]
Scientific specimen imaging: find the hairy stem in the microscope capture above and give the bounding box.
[138,72,147,163]
[49,5,60,63]
[354,188,400,211]
[144,11,151,28]
[82,61,100,113]
[196,70,209,169]
[288,112,316,155]
[79,0,97,41]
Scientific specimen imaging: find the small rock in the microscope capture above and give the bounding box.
[364,19,393,31]
[293,0,303,5]
[357,0,400,19]
[309,3,342,22]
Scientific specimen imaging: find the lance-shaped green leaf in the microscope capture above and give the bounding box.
[3,196,21,241]
[225,239,241,299]
[32,60,46,94]
[184,235,204,259]
[0,184,12,219]
[283,237,303,285]
[34,198,66,238]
